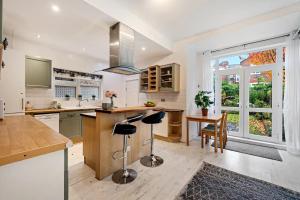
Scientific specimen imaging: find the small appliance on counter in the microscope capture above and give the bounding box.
[0,98,4,120]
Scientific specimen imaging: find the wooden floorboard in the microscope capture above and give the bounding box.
[68,138,300,200]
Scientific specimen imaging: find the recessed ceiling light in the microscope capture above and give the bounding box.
[36,34,41,39]
[141,47,146,51]
[51,4,60,12]
[82,48,86,52]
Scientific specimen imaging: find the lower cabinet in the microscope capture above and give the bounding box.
[59,110,93,139]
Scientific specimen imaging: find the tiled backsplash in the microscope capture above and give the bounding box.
[26,88,101,109]
[139,90,186,110]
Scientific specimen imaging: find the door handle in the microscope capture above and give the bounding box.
[21,98,24,110]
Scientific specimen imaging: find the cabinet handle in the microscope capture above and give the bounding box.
[21,98,24,110]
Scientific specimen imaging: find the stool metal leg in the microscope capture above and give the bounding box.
[140,124,164,167]
[112,135,137,184]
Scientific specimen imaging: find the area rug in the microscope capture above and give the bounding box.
[176,162,300,200]
[211,140,282,161]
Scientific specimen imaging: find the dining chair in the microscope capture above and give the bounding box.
[200,112,228,153]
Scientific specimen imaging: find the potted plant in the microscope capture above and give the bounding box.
[65,94,70,101]
[77,94,82,100]
[92,94,96,100]
[195,91,214,116]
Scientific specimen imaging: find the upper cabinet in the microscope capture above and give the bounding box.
[25,56,52,88]
[140,63,180,93]
[159,63,180,92]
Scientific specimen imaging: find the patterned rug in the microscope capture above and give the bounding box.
[176,162,300,200]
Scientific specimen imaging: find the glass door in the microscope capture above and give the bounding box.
[244,64,281,142]
[214,47,283,143]
[215,68,243,137]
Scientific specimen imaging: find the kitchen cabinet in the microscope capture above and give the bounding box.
[0,49,25,115]
[59,110,94,139]
[159,63,180,92]
[153,110,183,142]
[139,63,180,93]
[25,56,52,88]
[34,113,59,132]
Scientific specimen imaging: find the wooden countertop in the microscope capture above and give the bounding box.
[0,115,70,166]
[25,107,100,115]
[95,106,161,113]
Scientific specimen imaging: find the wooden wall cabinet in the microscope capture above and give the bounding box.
[159,63,180,92]
[140,63,180,93]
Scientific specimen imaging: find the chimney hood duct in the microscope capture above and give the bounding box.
[103,22,141,75]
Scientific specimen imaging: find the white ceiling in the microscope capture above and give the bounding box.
[3,0,171,64]
[111,0,300,41]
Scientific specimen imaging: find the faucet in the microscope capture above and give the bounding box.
[78,99,89,107]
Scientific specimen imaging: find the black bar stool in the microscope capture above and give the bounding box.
[111,114,144,184]
[140,111,165,167]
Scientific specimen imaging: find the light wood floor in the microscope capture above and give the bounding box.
[68,138,300,200]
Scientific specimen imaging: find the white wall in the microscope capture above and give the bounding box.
[4,34,127,108]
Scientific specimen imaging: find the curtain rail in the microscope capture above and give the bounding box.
[209,33,290,55]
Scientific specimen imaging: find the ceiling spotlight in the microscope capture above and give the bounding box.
[82,48,86,52]
[51,4,60,12]
[141,47,146,51]
[36,34,41,39]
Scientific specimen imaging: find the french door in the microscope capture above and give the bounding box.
[215,49,283,143]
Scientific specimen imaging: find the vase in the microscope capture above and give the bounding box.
[110,97,114,108]
[202,108,208,116]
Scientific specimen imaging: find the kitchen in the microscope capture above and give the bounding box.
[0,0,183,199]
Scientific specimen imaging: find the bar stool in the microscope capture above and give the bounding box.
[140,111,165,167]
[111,114,144,184]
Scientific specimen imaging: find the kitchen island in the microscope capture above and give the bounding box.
[0,115,71,200]
[81,106,160,180]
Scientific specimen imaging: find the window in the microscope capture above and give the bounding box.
[218,49,277,70]
[80,86,100,100]
[55,86,76,98]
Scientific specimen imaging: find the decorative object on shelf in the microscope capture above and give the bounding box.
[105,91,117,108]
[65,94,70,101]
[144,100,156,107]
[77,94,82,100]
[53,68,103,80]
[92,94,96,100]
[195,91,214,116]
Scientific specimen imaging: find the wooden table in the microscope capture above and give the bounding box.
[186,114,222,152]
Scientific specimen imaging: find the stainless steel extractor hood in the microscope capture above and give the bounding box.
[103,22,141,75]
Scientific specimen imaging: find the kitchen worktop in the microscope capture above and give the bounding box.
[84,107,183,116]
[25,106,101,115]
[81,112,96,118]
[95,106,162,113]
[0,115,70,166]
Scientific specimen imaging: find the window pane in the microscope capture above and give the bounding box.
[55,86,76,98]
[222,111,239,133]
[221,74,239,107]
[218,49,276,70]
[249,70,272,108]
[249,112,272,137]
[80,86,99,100]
